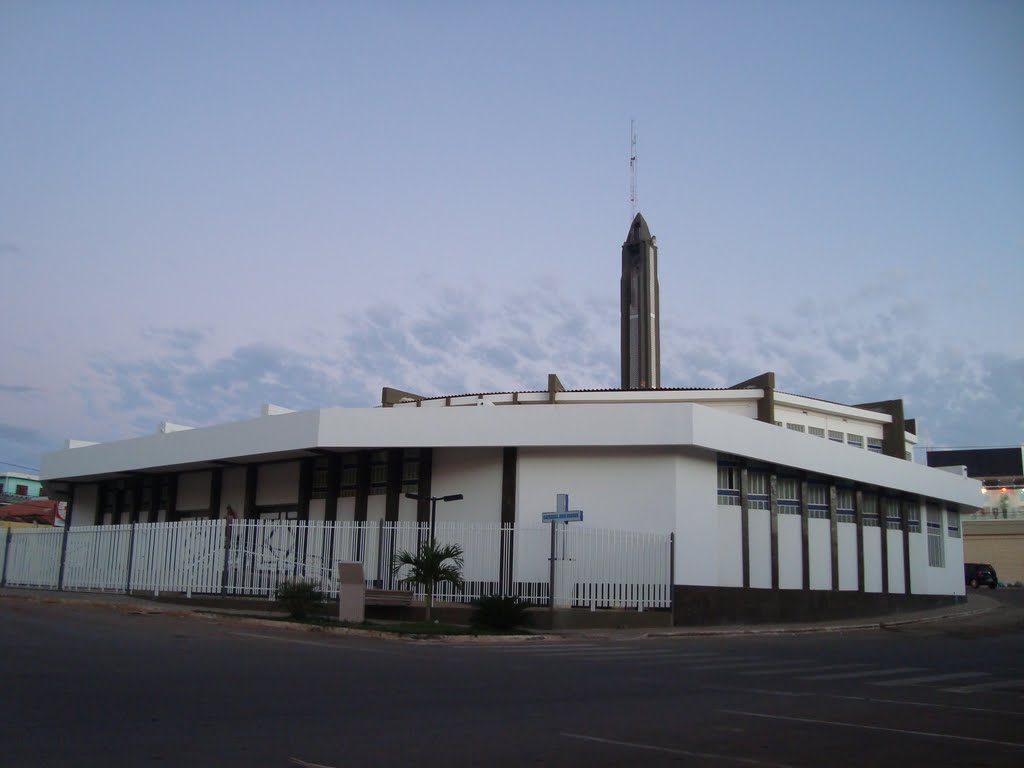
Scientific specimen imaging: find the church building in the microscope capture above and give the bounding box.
[40,213,979,623]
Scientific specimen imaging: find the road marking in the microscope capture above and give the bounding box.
[942,678,1024,693]
[741,663,871,677]
[799,666,925,681]
[707,685,1024,717]
[290,758,338,768]
[718,709,1024,749]
[230,632,401,655]
[560,732,797,767]
[873,671,988,687]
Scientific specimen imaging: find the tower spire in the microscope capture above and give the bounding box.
[629,119,637,219]
[620,212,660,389]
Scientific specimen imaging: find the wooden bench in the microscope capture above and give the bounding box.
[365,589,414,607]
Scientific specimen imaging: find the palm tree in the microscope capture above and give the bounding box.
[393,541,465,623]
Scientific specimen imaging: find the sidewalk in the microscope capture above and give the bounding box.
[0,586,1002,641]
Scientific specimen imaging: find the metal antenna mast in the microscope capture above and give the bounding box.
[629,119,638,218]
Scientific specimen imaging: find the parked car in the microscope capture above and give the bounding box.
[964,562,998,589]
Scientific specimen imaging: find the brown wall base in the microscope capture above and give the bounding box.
[672,585,964,626]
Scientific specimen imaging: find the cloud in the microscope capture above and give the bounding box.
[0,384,40,396]
[73,281,1022,455]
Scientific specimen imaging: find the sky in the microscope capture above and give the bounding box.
[1,0,1022,474]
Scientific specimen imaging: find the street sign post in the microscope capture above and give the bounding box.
[542,494,583,612]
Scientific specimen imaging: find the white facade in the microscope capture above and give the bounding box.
[40,392,979,612]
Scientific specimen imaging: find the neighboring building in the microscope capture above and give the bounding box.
[39,213,979,623]
[0,472,43,504]
[0,498,63,527]
[927,446,1024,584]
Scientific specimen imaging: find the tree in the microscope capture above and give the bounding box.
[393,541,465,623]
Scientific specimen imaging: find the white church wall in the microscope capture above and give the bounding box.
[909,530,929,594]
[397,494,419,523]
[674,453,720,587]
[717,506,743,586]
[256,462,299,506]
[308,499,326,522]
[702,401,758,419]
[221,467,245,518]
[887,530,905,593]
[338,497,355,522]
[176,471,211,512]
[365,495,386,522]
[779,515,804,589]
[748,509,771,588]
[838,522,858,590]
[863,527,883,592]
[70,483,99,527]
[807,518,831,589]
[517,447,677,533]
[433,447,503,526]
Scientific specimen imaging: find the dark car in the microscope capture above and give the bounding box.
[964,562,998,589]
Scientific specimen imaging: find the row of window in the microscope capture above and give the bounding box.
[311,451,420,499]
[777,422,885,453]
[717,464,940,535]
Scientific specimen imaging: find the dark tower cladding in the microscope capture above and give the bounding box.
[620,212,660,389]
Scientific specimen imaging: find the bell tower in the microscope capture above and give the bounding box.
[620,212,660,389]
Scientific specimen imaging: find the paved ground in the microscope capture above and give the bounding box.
[1,587,1022,767]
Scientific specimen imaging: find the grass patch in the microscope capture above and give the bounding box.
[197,609,532,636]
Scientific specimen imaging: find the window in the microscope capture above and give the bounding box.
[807,484,829,519]
[847,434,864,449]
[808,426,825,438]
[717,463,740,506]
[867,438,883,454]
[340,457,358,498]
[926,506,944,567]
[777,478,800,514]
[15,484,29,496]
[369,451,388,495]
[748,471,770,510]
[947,508,961,539]
[837,489,855,523]
[402,450,419,495]
[883,498,902,530]
[828,430,844,443]
[786,423,805,433]
[311,458,328,499]
[906,503,921,533]
[774,421,783,427]
[862,494,880,527]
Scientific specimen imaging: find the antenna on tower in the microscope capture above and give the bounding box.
[629,119,638,218]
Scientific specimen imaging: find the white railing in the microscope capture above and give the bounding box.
[1,519,673,610]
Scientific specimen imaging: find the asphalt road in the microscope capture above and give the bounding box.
[2,592,1023,768]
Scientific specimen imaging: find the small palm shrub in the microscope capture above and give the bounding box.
[471,595,533,631]
[276,580,325,620]
[393,541,465,623]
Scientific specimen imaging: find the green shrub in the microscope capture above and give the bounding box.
[471,594,533,631]
[275,580,325,620]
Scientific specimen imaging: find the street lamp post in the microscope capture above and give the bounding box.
[404,492,463,545]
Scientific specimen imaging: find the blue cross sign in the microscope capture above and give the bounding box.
[542,493,583,523]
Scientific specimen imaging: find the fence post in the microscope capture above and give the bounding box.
[124,523,137,594]
[1,527,12,586]
[57,521,72,591]
[220,519,232,595]
[669,532,675,615]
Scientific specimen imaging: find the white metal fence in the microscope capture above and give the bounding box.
[1,519,672,610]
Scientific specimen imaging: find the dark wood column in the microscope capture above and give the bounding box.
[65,483,77,527]
[93,482,105,526]
[499,447,517,594]
[243,465,257,520]
[130,476,143,524]
[208,469,223,521]
[828,485,839,591]
[353,451,370,523]
[417,449,433,525]
[901,499,913,594]
[739,467,750,588]
[297,458,313,522]
[855,490,865,593]
[166,474,179,523]
[324,453,341,523]
[878,496,890,594]
[768,474,779,590]
[384,450,403,522]
[112,483,124,526]
[800,480,810,590]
